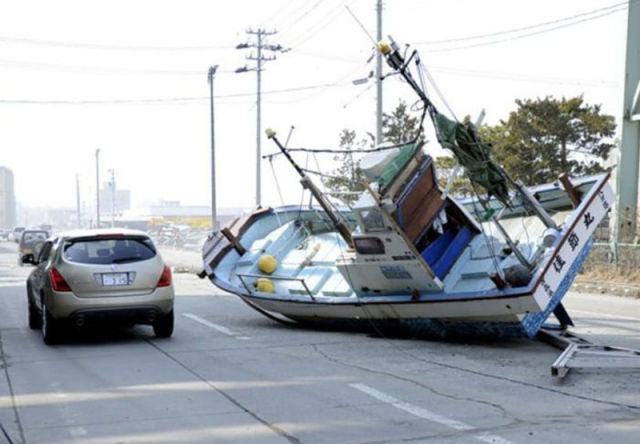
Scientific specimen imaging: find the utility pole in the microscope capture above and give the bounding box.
[95,148,101,228]
[376,0,383,146]
[109,169,116,228]
[76,174,81,228]
[236,29,288,207]
[208,65,219,230]
[615,1,640,243]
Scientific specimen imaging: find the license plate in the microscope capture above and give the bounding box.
[101,272,129,286]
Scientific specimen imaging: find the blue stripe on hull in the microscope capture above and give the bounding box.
[520,237,594,337]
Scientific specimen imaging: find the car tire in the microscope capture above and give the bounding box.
[28,295,41,329]
[153,310,174,338]
[41,298,59,345]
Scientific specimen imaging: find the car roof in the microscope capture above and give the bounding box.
[57,228,150,241]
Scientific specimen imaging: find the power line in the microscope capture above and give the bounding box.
[0,34,232,51]
[418,6,627,53]
[283,1,350,48]
[0,58,216,76]
[278,0,329,41]
[0,60,619,106]
[0,81,352,105]
[236,28,289,207]
[415,1,628,45]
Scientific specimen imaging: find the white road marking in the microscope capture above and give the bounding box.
[69,427,87,437]
[0,282,23,287]
[350,383,511,443]
[182,313,249,340]
[571,309,640,322]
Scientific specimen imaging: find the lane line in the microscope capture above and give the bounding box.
[350,383,511,443]
[182,313,249,340]
[571,308,640,322]
[0,282,23,288]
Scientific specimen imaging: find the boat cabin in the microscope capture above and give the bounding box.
[336,142,480,294]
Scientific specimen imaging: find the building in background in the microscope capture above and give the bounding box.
[99,183,131,220]
[120,201,243,230]
[0,166,16,229]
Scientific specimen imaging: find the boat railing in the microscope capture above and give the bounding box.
[236,272,315,301]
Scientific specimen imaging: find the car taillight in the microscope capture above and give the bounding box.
[49,268,72,292]
[157,265,172,288]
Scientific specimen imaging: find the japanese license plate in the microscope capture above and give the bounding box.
[101,272,129,286]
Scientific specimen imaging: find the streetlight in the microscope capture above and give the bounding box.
[208,65,219,231]
[95,148,100,228]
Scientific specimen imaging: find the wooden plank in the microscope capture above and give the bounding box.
[558,173,581,208]
[221,227,247,255]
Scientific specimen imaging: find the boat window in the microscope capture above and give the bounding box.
[359,209,385,231]
[354,237,385,255]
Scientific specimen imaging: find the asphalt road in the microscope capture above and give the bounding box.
[1,241,639,443]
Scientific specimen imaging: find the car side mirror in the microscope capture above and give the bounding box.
[21,254,36,265]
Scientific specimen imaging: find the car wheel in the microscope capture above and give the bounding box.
[28,295,41,329]
[41,298,58,345]
[153,310,174,338]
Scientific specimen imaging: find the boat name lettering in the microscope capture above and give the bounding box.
[552,255,566,273]
[540,279,553,299]
[567,232,580,252]
[598,190,610,210]
[583,212,595,229]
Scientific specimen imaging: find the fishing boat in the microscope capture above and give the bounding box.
[199,37,613,337]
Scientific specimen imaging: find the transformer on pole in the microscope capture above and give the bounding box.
[236,29,288,207]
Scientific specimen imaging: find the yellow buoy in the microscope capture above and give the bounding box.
[255,277,275,293]
[258,254,278,274]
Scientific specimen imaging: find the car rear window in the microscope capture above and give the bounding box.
[63,237,157,264]
[21,231,48,244]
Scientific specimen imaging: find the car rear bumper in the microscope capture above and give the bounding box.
[46,286,174,319]
[70,306,166,326]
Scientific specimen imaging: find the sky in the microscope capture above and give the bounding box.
[0,0,630,216]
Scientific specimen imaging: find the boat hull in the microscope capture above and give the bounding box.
[201,173,612,338]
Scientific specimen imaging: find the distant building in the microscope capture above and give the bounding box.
[0,167,16,228]
[120,201,243,229]
[99,184,131,218]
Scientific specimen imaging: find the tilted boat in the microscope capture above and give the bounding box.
[199,37,613,337]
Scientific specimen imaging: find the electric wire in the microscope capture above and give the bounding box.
[0,34,231,51]
[418,6,626,53]
[415,1,629,45]
[0,81,354,105]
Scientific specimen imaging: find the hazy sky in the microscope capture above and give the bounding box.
[0,0,629,212]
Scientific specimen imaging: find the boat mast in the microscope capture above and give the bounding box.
[379,37,558,230]
[266,129,354,248]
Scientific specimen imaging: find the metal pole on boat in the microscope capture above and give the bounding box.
[208,65,219,230]
[266,129,354,248]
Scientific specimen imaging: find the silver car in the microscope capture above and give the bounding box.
[23,229,175,345]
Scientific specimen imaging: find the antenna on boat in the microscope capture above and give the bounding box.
[265,128,354,248]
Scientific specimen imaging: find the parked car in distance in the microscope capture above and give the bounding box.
[9,226,25,242]
[23,228,175,345]
[18,230,49,265]
[0,229,9,241]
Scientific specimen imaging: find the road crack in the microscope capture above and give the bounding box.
[0,332,25,444]
[311,343,512,421]
[144,338,300,444]
[312,341,640,413]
